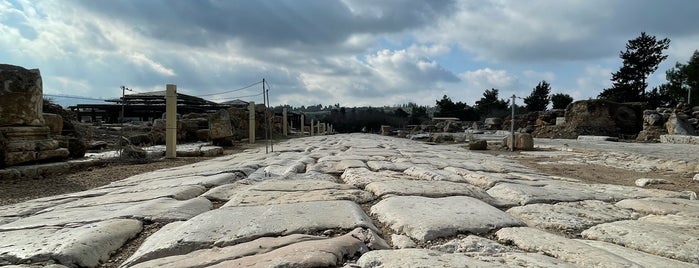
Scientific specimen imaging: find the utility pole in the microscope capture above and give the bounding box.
[120,86,126,123]
[510,94,516,152]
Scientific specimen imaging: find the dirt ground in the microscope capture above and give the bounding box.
[482,148,699,194]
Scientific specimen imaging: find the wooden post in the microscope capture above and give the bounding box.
[249,101,255,144]
[165,84,177,158]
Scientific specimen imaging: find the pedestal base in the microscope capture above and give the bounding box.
[0,126,69,167]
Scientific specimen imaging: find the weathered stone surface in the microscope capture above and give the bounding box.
[403,166,464,182]
[443,167,516,189]
[0,219,142,267]
[430,235,514,255]
[391,234,416,249]
[0,64,45,126]
[576,135,618,142]
[307,159,366,173]
[366,160,412,172]
[0,197,211,230]
[341,167,413,188]
[506,200,639,233]
[123,200,377,266]
[635,178,673,187]
[667,113,696,135]
[371,196,523,241]
[579,239,699,268]
[222,179,375,206]
[496,227,646,267]
[469,139,488,150]
[364,179,500,205]
[504,133,534,150]
[132,228,388,268]
[473,253,582,268]
[660,134,699,144]
[42,113,63,135]
[208,109,234,146]
[581,215,699,264]
[615,198,699,218]
[356,249,497,267]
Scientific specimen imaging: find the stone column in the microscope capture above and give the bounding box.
[300,114,305,136]
[165,84,177,158]
[249,101,256,144]
[0,64,68,167]
[282,108,288,136]
[311,120,315,136]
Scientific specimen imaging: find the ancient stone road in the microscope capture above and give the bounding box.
[1,134,698,267]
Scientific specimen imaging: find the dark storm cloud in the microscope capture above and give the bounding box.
[74,0,456,48]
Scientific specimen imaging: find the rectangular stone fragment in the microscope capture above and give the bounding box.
[578,239,699,268]
[0,219,142,267]
[222,179,375,206]
[615,197,699,218]
[495,227,644,267]
[356,249,498,268]
[341,167,412,188]
[371,196,523,242]
[487,181,612,205]
[123,200,377,266]
[364,179,501,205]
[581,215,699,264]
[506,200,639,234]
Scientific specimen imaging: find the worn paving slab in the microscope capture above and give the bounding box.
[578,239,699,268]
[403,166,465,182]
[123,200,378,266]
[496,227,663,267]
[371,196,523,241]
[356,249,498,268]
[615,197,699,217]
[364,179,503,206]
[0,197,211,230]
[307,159,367,173]
[581,214,699,264]
[506,200,639,233]
[132,228,387,268]
[222,179,375,206]
[341,167,413,188]
[0,219,142,267]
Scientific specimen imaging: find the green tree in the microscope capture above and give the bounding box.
[598,32,670,102]
[393,107,409,118]
[408,106,429,125]
[551,93,574,109]
[524,80,552,111]
[434,95,479,121]
[475,88,509,118]
[656,50,699,106]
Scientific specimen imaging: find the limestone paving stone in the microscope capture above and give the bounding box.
[0,219,142,267]
[472,253,583,268]
[307,159,367,174]
[391,234,416,249]
[443,167,517,189]
[222,179,375,206]
[430,235,515,255]
[366,160,412,172]
[0,197,211,230]
[49,185,206,209]
[371,196,524,241]
[402,166,464,182]
[123,200,378,266]
[364,179,501,205]
[506,200,639,233]
[578,239,699,268]
[356,249,498,268]
[486,181,609,205]
[132,228,388,268]
[495,227,648,267]
[615,197,699,217]
[581,214,699,264]
[341,167,413,188]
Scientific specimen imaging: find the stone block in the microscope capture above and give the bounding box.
[0,64,45,126]
[42,113,63,135]
[503,133,534,150]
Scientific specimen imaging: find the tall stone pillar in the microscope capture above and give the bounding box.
[300,114,305,136]
[249,101,256,144]
[0,64,68,167]
[311,120,315,136]
[165,84,177,158]
[282,108,288,136]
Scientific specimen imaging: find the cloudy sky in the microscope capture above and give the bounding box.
[2,0,699,108]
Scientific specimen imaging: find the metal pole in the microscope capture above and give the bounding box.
[510,94,516,152]
[120,86,125,123]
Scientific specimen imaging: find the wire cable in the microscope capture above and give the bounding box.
[198,80,263,97]
[44,94,107,101]
[215,92,264,101]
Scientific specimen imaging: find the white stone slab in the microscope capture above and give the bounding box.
[579,239,699,268]
[222,179,375,206]
[366,160,412,172]
[487,182,608,205]
[615,197,699,217]
[341,167,412,188]
[403,166,464,182]
[581,215,699,264]
[0,219,141,267]
[364,179,501,205]
[356,249,498,267]
[123,200,377,266]
[132,228,387,268]
[506,200,639,233]
[0,197,211,230]
[371,196,523,241]
[430,235,514,255]
[444,167,516,189]
[496,227,645,267]
[307,159,367,173]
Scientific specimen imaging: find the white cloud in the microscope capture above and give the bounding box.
[461,68,516,90]
[574,65,613,100]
